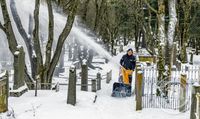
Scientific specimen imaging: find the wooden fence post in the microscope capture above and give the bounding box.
[179,73,187,112]
[97,73,101,90]
[67,65,76,106]
[136,71,143,111]
[0,71,9,113]
[190,85,200,119]
[81,59,88,91]
[198,67,200,84]
[195,93,200,119]
[91,79,97,92]
[135,64,142,99]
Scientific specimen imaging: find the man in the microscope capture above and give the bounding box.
[120,48,136,85]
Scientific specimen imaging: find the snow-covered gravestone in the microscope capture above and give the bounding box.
[67,65,76,106]
[10,46,28,97]
[0,71,8,113]
[13,46,25,90]
[81,59,88,91]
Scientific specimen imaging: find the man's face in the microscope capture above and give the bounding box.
[128,50,133,56]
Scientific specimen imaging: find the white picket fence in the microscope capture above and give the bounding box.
[142,64,200,110]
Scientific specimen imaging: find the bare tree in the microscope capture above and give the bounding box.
[10,0,35,78]
[0,0,33,88]
[179,0,193,63]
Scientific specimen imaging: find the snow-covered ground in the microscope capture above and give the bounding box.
[193,55,200,65]
[0,54,190,119]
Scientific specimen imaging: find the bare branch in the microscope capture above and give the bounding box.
[144,0,157,14]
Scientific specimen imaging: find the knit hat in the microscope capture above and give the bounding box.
[127,48,133,52]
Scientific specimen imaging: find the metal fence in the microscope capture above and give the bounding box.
[142,65,200,110]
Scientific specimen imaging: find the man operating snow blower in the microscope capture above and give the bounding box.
[112,48,136,97]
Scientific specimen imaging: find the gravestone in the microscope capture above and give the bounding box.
[91,79,97,92]
[10,46,28,97]
[81,59,88,91]
[97,73,101,90]
[67,65,76,106]
[13,46,25,89]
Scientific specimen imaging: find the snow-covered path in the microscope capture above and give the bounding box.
[3,60,189,119]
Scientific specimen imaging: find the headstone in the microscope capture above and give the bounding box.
[13,46,25,90]
[10,46,28,97]
[91,79,96,92]
[97,73,101,90]
[81,59,88,91]
[67,65,76,106]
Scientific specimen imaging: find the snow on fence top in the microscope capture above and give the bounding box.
[143,65,200,84]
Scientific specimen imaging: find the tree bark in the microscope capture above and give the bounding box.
[33,0,43,77]
[44,0,54,87]
[156,0,167,96]
[0,0,18,53]
[166,0,177,81]
[82,0,90,21]
[180,0,192,63]
[47,0,79,84]
[94,0,106,32]
[157,0,166,81]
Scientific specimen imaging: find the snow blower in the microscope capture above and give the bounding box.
[111,67,132,97]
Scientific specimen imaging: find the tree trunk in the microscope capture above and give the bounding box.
[156,0,166,96]
[82,0,90,21]
[166,0,177,82]
[10,0,36,78]
[32,0,43,81]
[43,0,54,88]
[0,0,18,53]
[0,0,33,89]
[180,0,192,63]
[94,0,106,32]
[47,0,79,85]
